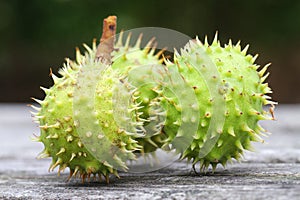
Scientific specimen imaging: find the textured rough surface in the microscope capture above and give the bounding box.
[0,104,300,199]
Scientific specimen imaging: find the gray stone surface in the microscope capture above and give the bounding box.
[0,104,300,199]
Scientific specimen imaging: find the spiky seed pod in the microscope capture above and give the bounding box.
[33,32,163,182]
[159,34,276,171]
[33,15,276,180]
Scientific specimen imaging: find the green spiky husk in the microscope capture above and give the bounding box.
[33,35,162,182]
[148,34,276,171]
[33,31,275,181]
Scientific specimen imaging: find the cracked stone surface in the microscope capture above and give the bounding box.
[0,104,300,199]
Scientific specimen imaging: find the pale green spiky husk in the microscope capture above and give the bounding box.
[33,35,162,182]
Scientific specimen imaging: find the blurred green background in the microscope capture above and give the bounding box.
[0,0,299,103]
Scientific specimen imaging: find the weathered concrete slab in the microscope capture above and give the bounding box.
[0,104,300,199]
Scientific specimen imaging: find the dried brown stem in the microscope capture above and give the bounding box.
[95,15,117,64]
